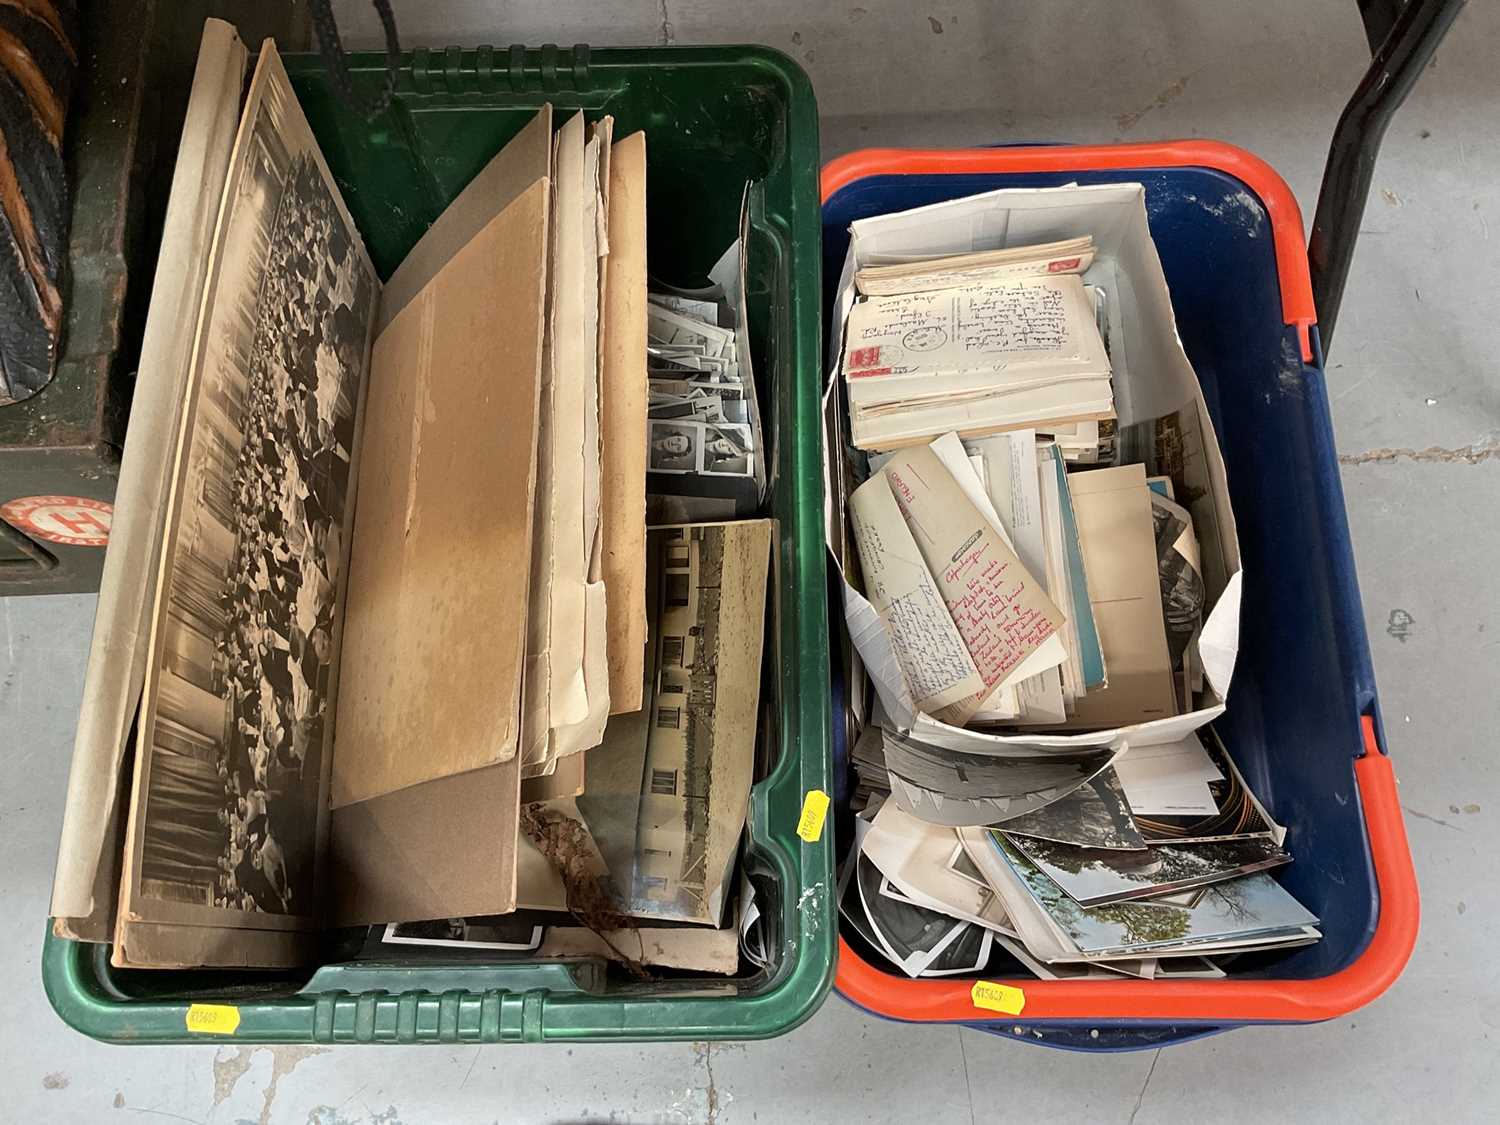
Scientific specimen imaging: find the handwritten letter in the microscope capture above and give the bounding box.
[842,273,1093,382]
[850,473,986,721]
[882,444,1064,690]
[958,283,1067,353]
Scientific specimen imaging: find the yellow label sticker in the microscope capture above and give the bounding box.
[185,1004,241,1035]
[796,789,831,843]
[970,981,1026,1016]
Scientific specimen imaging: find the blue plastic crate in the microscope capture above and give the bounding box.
[823,142,1418,1050]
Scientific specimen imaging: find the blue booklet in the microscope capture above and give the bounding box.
[1049,452,1107,689]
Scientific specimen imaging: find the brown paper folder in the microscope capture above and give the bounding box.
[600,131,649,713]
[331,182,549,809]
[1065,465,1178,729]
[376,107,554,334]
[327,118,552,922]
[330,762,520,924]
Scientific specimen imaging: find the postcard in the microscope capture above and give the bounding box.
[1003,833,1291,907]
[993,835,1317,958]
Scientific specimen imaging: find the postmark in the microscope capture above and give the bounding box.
[902,325,949,352]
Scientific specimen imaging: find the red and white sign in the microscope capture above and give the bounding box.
[0,495,112,547]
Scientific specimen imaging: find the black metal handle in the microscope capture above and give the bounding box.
[1308,0,1466,353]
[309,0,402,120]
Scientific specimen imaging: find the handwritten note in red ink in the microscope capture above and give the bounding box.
[882,444,1063,690]
[850,471,987,725]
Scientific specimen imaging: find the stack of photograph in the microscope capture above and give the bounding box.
[841,729,1320,980]
[644,209,766,521]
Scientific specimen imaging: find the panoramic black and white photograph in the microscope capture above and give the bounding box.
[129,51,377,928]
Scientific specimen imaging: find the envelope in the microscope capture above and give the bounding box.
[1062,465,1177,728]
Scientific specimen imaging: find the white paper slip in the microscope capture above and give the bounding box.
[965,431,1045,583]
[1118,779,1220,817]
[851,377,1115,451]
[855,237,1096,296]
[1114,734,1224,783]
[648,293,719,322]
[1114,733,1224,815]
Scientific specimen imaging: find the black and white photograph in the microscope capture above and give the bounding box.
[647,389,750,426]
[700,422,753,476]
[880,729,1118,827]
[648,399,713,422]
[631,525,728,922]
[646,419,756,479]
[997,768,1148,850]
[126,47,377,937]
[630,522,768,926]
[380,918,545,952]
[648,378,746,402]
[648,421,700,472]
[846,852,992,978]
[1151,490,1205,671]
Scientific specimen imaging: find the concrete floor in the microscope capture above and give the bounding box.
[4,1,1498,1121]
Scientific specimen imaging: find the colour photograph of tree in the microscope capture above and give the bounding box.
[1005,833,1288,907]
[993,836,1317,957]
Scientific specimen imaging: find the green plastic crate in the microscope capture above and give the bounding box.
[43,42,832,1045]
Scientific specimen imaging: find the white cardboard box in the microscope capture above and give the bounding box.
[828,182,1242,758]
